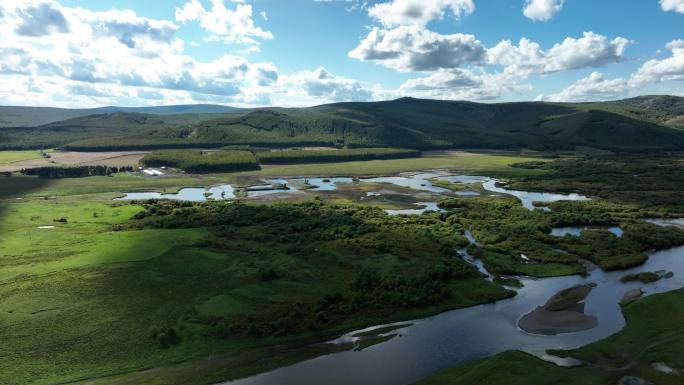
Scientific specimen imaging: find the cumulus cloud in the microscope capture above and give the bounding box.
[0,0,280,106]
[545,72,629,102]
[660,0,684,13]
[630,39,684,88]
[15,1,69,36]
[488,32,630,76]
[522,0,564,21]
[275,67,374,105]
[546,40,684,102]
[399,68,530,100]
[367,0,475,27]
[349,26,486,71]
[348,27,630,101]
[175,0,272,45]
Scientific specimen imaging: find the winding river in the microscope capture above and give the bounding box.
[220,245,684,385]
[114,172,683,385]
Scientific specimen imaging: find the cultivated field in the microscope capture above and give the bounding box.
[0,151,148,172]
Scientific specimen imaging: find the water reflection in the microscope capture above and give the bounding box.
[644,218,684,228]
[550,226,623,237]
[221,246,684,385]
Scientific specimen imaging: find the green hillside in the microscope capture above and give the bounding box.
[0,112,243,150]
[0,105,244,128]
[580,95,684,128]
[3,96,684,151]
[0,106,90,128]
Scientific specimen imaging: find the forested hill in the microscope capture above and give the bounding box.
[2,96,684,152]
[0,104,244,128]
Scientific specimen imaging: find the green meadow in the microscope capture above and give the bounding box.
[0,149,48,164]
[1,151,683,385]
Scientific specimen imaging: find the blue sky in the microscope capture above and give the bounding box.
[0,0,682,107]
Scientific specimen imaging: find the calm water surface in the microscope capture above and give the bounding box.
[550,226,624,237]
[221,245,684,385]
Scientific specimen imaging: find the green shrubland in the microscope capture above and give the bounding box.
[141,150,260,172]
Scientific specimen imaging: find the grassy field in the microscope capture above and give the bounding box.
[0,195,513,385]
[415,287,684,385]
[248,151,546,179]
[0,149,47,164]
[0,152,544,198]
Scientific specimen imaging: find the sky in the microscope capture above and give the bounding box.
[0,0,683,108]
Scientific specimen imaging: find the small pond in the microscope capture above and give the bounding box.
[550,226,623,237]
[385,202,444,216]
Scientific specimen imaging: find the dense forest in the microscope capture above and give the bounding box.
[256,148,421,164]
[141,150,260,173]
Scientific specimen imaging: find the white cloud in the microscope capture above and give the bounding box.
[367,0,475,27]
[630,39,684,88]
[488,32,630,76]
[522,0,564,21]
[0,0,280,107]
[349,26,486,71]
[545,72,629,102]
[274,67,374,106]
[660,0,684,13]
[175,0,272,45]
[0,3,376,111]
[547,40,684,102]
[14,1,69,36]
[399,68,530,100]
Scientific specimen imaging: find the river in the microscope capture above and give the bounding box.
[114,172,683,385]
[221,245,684,385]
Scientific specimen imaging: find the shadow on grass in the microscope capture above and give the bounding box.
[0,175,52,227]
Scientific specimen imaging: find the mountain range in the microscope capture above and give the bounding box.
[1,96,683,152]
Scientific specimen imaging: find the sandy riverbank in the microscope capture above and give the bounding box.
[518,284,598,335]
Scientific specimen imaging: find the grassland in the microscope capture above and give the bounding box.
[0,149,48,164]
[414,287,684,385]
[0,197,513,385]
[0,151,544,198]
[2,150,683,385]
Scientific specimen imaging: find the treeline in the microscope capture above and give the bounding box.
[20,165,135,178]
[62,138,339,152]
[141,150,260,173]
[256,148,421,164]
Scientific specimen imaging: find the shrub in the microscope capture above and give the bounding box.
[141,150,260,173]
[256,148,421,164]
